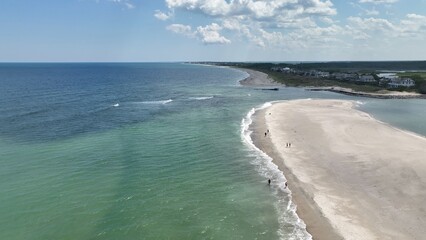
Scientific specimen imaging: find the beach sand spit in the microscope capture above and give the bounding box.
[238,68,282,86]
[252,99,426,240]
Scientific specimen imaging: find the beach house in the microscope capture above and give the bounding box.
[388,78,415,88]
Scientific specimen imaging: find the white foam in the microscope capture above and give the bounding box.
[189,96,214,100]
[138,99,173,105]
[241,102,312,240]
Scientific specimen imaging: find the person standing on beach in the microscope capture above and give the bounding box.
[268,179,271,185]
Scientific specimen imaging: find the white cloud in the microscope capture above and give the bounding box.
[347,16,396,32]
[166,24,194,37]
[154,10,173,21]
[167,23,231,44]
[110,0,134,9]
[400,14,426,37]
[365,9,380,16]
[346,14,426,39]
[359,0,398,4]
[161,0,339,47]
[196,23,231,44]
[165,0,337,18]
[159,0,425,57]
[166,0,231,16]
[320,17,335,24]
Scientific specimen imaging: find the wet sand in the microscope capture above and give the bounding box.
[252,99,426,239]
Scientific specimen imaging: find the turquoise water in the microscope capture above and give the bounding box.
[0,63,424,239]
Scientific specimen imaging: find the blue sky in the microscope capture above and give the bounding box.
[1,0,425,62]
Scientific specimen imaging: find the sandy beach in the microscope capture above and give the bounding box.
[251,99,426,239]
[238,68,282,86]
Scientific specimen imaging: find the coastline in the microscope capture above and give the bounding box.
[235,66,424,99]
[236,68,284,87]
[251,99,426,239]
[250,106,343,240]
[307,86,425,99]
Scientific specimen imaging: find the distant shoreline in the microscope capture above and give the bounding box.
[236,68,283,87]
[235,67,425,99]
[307,86,425,99]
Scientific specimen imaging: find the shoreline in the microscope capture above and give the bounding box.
[250,106,343,240]
[307,86,425,99]
[237,68,284,87]
[235,67,424,99]
[251,99,426,239]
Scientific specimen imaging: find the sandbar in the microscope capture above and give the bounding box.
[251,99,426,239]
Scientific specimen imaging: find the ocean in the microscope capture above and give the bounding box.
[0,63,425,240]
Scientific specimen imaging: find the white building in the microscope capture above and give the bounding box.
[378,73,398,80]
[388,78,415,88]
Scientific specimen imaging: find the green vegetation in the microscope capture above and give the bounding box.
[215,62,426,94]
[256,67,383,92]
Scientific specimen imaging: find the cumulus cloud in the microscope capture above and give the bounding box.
[161,0,339,47]
[166,24,194,37]
[154,10,173,21]
[365,9,380,16]
[359,0,398,4]
[400,14,426,37]
[158,0,425,54]
[166,0,231,16]
[196,23,231,44]
[347,16,396,32]
[345,14,426,40]
[167,23,231,44]
[165,0,337,18]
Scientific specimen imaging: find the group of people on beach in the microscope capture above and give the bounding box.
[285,142,291,148]
[262,124,289,189]
[264,129,269,137]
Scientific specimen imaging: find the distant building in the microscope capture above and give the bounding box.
[388,78,415,88]
[302,70,330,78]
[271,67,291,72]
[378,73,398,80]
[317,71,330,78]
[358,75,376,82]
[331,72,357,81]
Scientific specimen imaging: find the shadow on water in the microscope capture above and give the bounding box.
[88,113,186,239]
[89,128,147,239]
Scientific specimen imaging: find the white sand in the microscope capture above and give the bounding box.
[255,99,426,239]
[238,68,282,86]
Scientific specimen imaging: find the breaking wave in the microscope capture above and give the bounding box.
[241,102,312,240]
